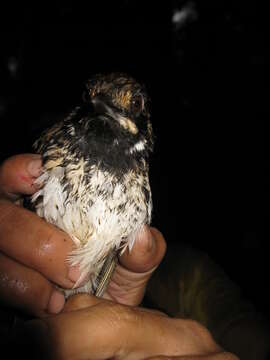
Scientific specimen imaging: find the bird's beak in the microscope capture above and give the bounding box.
[91,96,109,115]
[91,96,138,135]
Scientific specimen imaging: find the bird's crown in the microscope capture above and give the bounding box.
[84,73,149,119]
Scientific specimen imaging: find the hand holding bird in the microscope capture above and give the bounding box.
[0,154,165,316]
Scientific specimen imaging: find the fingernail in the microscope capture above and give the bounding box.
[47,290,65,314]
[137,226,155,252]
[68,265,81,283]
[146,228,155,251]
[27,158,42,177]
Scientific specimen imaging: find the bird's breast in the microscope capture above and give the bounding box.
[33,164,152,248]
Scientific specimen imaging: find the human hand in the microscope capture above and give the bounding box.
[103,226,166,306]
[22,294,238,360]
[0,154,78,317]
[0,154,166,317]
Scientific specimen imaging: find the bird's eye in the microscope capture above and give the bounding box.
[131,94,144,116]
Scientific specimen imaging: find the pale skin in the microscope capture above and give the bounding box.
[0,154,239,359]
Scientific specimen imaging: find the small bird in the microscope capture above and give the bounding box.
[31,73,154,298]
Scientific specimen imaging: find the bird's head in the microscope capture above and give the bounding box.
[83,73,154,154]
[33,73,154,176]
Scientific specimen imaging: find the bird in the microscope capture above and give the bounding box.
[30,72,154,298]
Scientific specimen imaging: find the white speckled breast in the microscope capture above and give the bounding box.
[33,162,152,296]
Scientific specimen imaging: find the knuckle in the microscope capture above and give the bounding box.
[36,228,66,259]
[33,226,74,288]
[36,231,56,258]
[34,230,58,266]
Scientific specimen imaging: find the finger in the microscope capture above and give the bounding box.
[119,226,167,273]
[36,300,134,359]
[146,357,178,360]
[146,357,203,360]
[146,353,239,360]
[0,154,42,199]
[0,252,65,317]
[38,302,220,359]
[0,200,80,289]
[104,261,155,305]
[104,227,166,305]
[63,293,167,318]
[63,293,101,312]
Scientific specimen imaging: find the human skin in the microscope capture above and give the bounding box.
[0,154,239,359]
[23,293,239,360]
[0,154,166,316]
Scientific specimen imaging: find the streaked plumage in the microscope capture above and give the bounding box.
[31,73,154,297]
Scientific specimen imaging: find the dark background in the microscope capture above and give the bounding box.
[0,1,268,319]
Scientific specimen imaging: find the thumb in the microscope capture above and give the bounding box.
[0,154,42,199]
[119,226,166,273]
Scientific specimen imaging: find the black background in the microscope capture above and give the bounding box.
[0,1,268,319]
